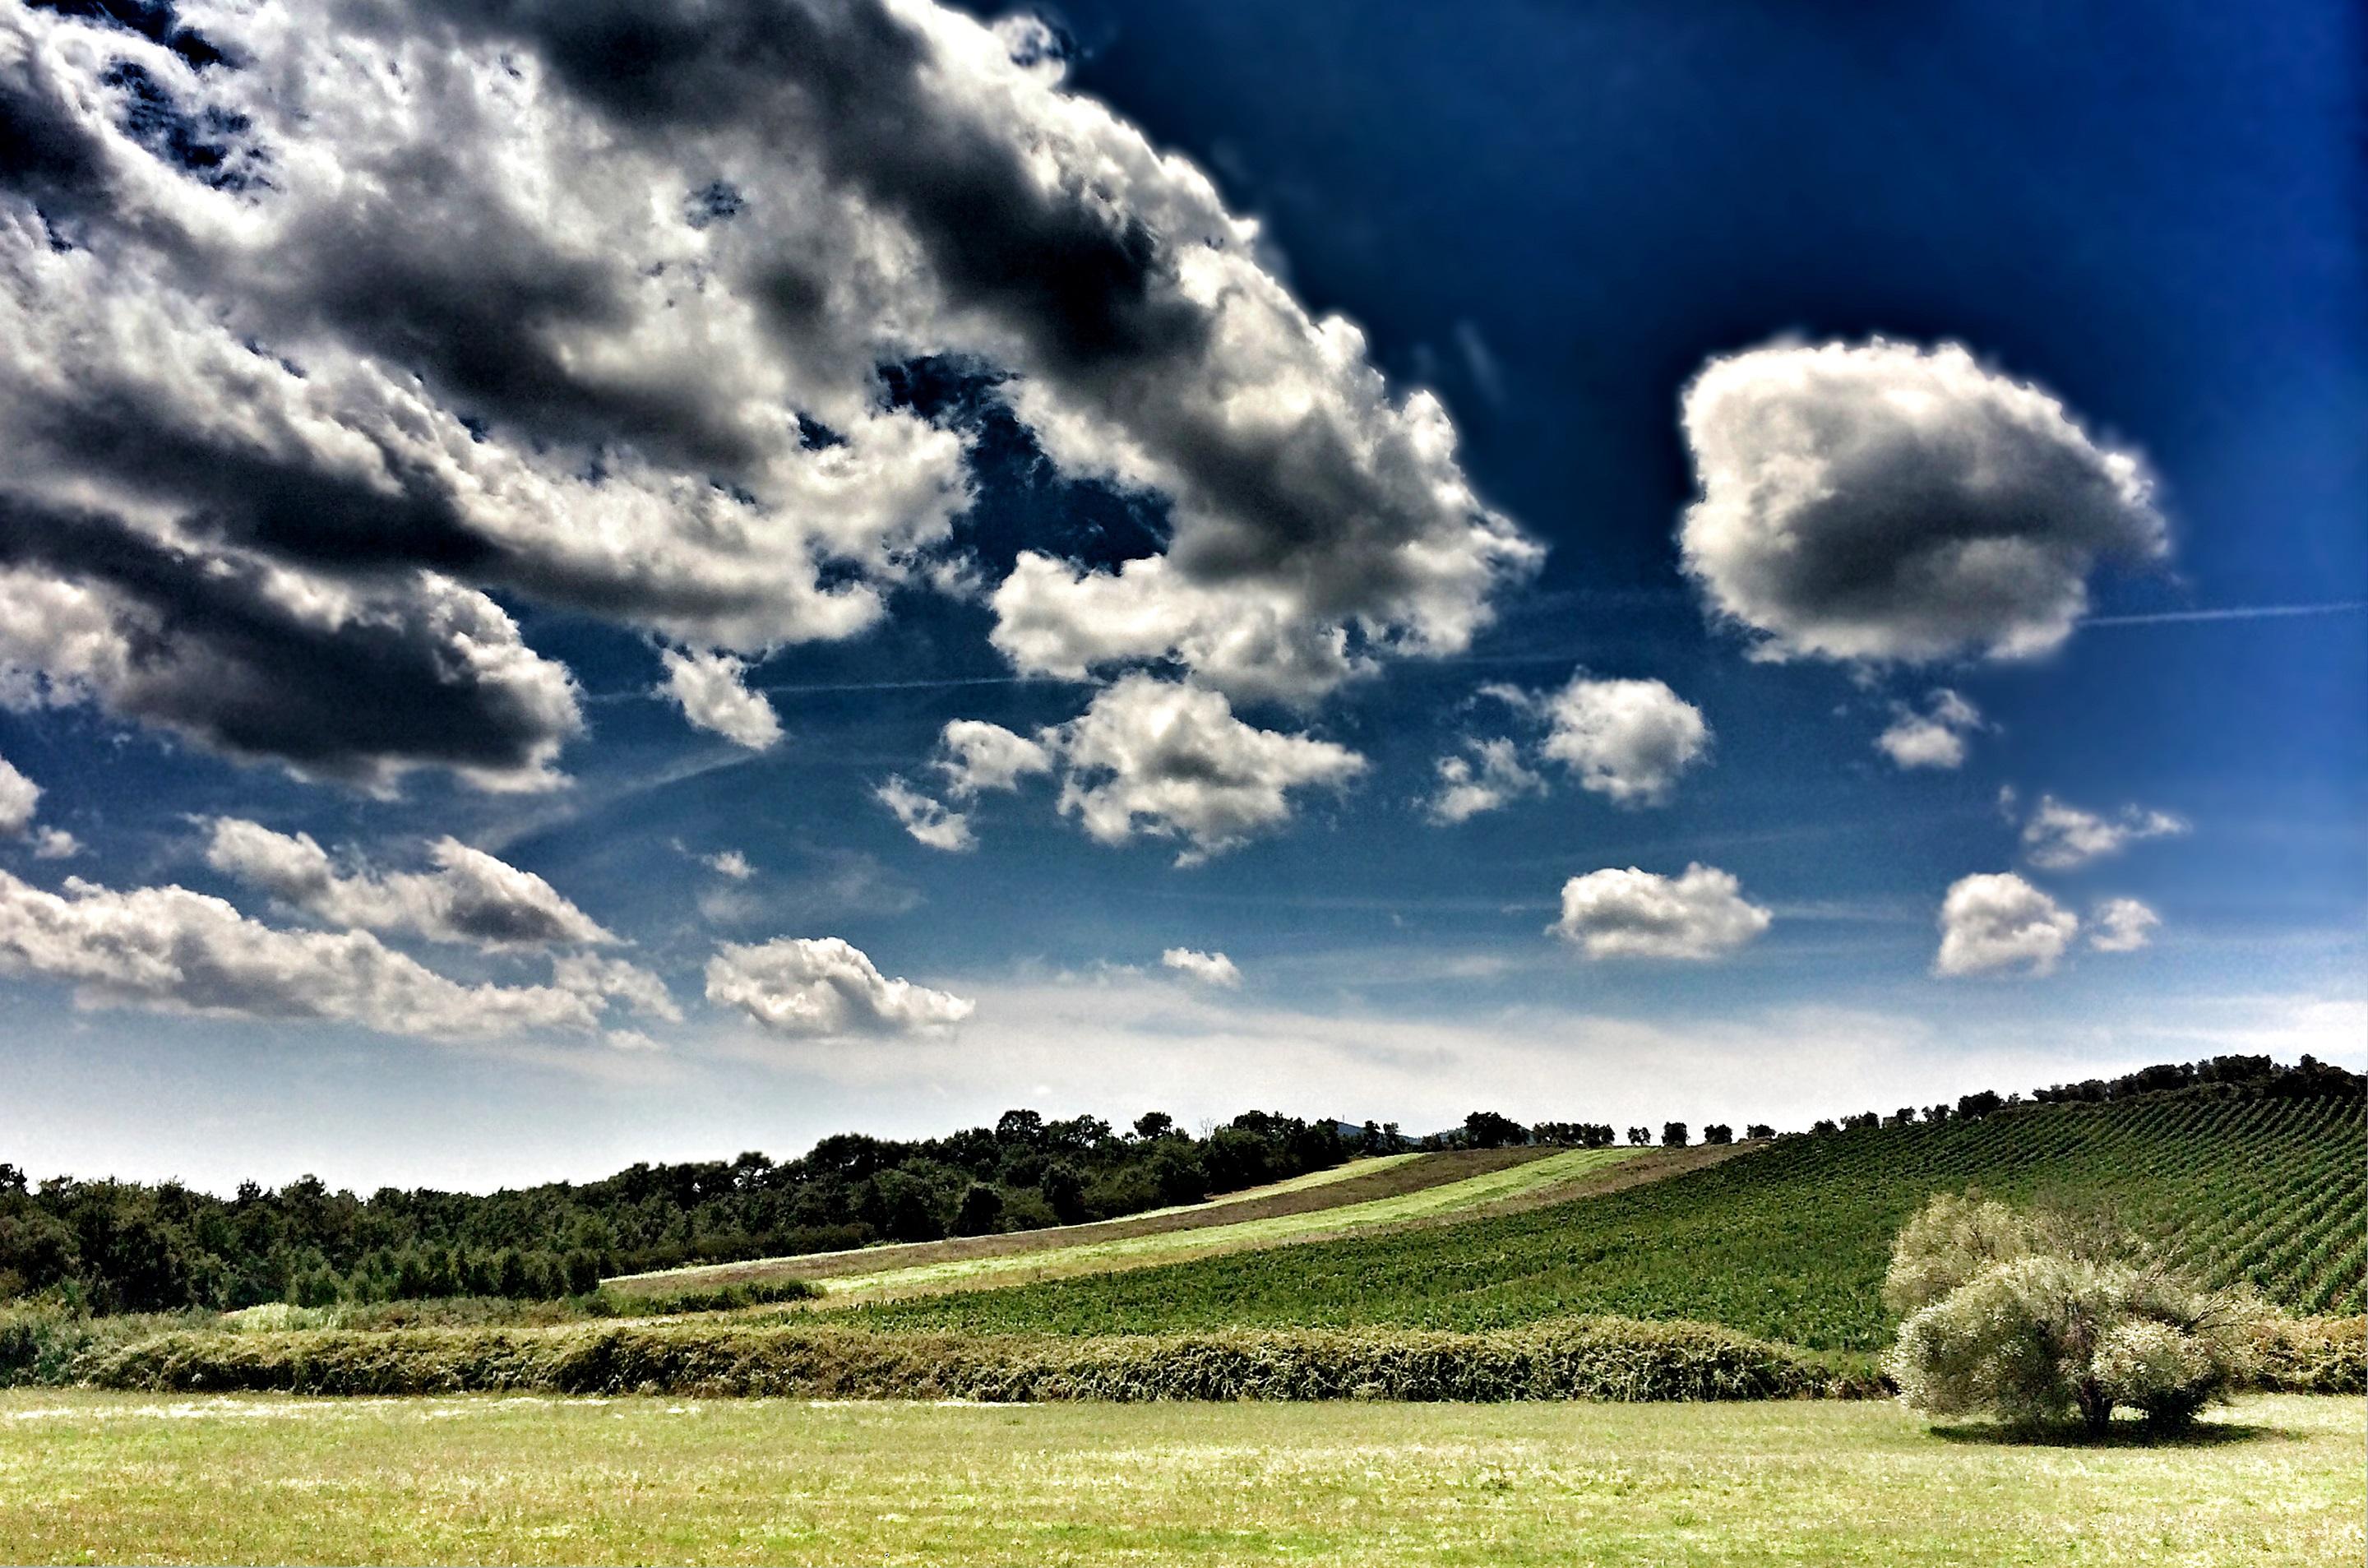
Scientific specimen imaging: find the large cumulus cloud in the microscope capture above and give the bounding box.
[0,0,1533,790]
[705,934,974,1038]
[203,818,622,948]
[1550,863,1770,960]
[0,867,658,1038]
[1679,340,2167,664]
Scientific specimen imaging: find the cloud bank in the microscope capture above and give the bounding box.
[0,868,649,1039]
[1680,339,2167,664]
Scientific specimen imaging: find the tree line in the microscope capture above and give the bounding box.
[0,1108,1381,1314]
[2,1054,2353,1316]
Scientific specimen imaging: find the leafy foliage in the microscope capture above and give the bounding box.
[1883,1193,2264,1433]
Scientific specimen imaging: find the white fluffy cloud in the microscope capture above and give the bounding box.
[0,868,645,1039]
[1875,689,1985,770]
[1428,673,1709,821]
[702,849,754,881]
[2088,897,2161,953]
[1426,738,1545,824]
[705,936,974,1038]
[657,649,784,752]
[874,775,975,853]
[936,719,1055,798]
[2020,795,2190,870]
[0,0,1532,788]
[1680,339,2167,664]
[0,752,36,837]
[1161,946,1242,987]
[1049,676,1366,863]
[1550,863,1771,960]
[204,819,618,949]
[1935,872,2079,977]
[1536,676,1712,807]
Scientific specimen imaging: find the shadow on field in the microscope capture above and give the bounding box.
[1926,1418,2296,1450]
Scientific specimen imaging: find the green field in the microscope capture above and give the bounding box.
[853,1096,2368,1350]
[780,1145,1643,1301]
[2,1389,2355,1566]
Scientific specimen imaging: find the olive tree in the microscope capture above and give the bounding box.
[1884,1191,2262,1436]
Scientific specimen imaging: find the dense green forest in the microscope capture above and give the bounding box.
[0,1109,1396,1312]
[2,1054,2354,1316]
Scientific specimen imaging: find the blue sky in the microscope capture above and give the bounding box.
[0,0,2359,1191]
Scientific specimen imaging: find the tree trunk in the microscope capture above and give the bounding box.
[2075,1378,2114,1436]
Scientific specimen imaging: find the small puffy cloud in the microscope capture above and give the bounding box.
[702,849,754,881]
[1680,339,2167,664]
[1426,738,1545,824]
[1935,872,2079,977]
[204,820,617,949]
[1550,863,1771,960]
[657,649,784,752]
[0,753,38,836]
[936,719,1055,798]
[705,937,974,1038]
[2088,897,2161,953]
[1050,676,1366,864]
[1876,688,1986,770]
[2020,795,2190,870]
[1428,673,1708,821]
[30,827,78,860]
[1161,947,1242,987]
[1537,675,1712,807]
[874,775,975,853]
[0,869,631,1040]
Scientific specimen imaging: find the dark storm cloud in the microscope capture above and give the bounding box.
[0,497,580,789]
[0,0,1532,795]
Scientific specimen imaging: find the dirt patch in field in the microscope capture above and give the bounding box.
[606,1149,1556,1295]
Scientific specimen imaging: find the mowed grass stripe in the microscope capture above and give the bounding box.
[803,1146,1651,1302]
[605,1150,1518,1295]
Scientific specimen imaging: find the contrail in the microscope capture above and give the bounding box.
[2086,601,2366,627]
[585,673,1074,704]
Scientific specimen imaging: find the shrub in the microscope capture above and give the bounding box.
[1883,1193,2263,1435]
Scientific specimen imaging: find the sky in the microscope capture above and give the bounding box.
[0,0,2361,1193]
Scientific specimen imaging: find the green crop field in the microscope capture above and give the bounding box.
[792,1145,1645,1301]
[2,1390,2357,1567]
[853,1095,2368,1352]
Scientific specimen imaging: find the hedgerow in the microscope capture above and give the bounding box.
[66,1316,1872,1402]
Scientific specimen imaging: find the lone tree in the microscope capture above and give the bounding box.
[1626,1126,1652,1147]
[1701,1124,1732,1145]
[1660,1122,1688,1148]
[1883,1192,2263,1436]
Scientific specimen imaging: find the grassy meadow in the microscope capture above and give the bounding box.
[3,1389,2357,1566]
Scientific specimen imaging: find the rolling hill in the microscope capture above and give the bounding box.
[847,1093,2367,1352]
